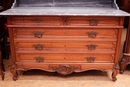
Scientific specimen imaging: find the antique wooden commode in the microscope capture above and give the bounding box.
[0,0,130,81]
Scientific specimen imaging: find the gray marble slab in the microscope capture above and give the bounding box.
[17,0,114,8]
[0,7,130,16]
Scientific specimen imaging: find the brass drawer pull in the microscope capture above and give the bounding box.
[86,57,96,63]
[33,44,44,51]
[88,19,99,26]
[87,31,98,38]
[35,57,44,63]
[33,31,43,38]
[31,18,43,23]
[86,44,97,50]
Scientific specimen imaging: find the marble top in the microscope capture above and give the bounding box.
[17,0,115,8]
[0,7,130,16]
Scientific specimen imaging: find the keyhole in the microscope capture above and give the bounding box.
[64,32,66,34]
[64,57,66,59]
[64,45,66,47]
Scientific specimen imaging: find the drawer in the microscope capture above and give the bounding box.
[15,47,115,54]
[10,16,63,25]
[14,42,116,51]
[16,62,114,72]
[16,53,115,63]
[67,16,120,26]
[13,28,118,39]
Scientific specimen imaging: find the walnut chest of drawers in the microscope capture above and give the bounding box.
[1,0,130,81]
[6,16,124,81]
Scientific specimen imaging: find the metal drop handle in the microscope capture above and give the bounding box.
[33,44,44,51]
[86,57,96,63]
[33,31,43,38]
[86,44,97,50]
[31,18,43,23]
[87,31,98,38]
[35,57,44,63]
[88,19,99,26]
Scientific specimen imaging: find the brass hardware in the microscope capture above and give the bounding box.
[35,57,44,63]
[86,44,97,50]
[86,57,96,63]
[87,31,98,38]
[88,19,99,26]
[31,18,43,23]
[33,31,43,38]
[33,44,44,51]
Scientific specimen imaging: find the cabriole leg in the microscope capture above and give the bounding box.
[10,64,18,81]
[112,65,119,81]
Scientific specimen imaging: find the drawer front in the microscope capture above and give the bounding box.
[13,28,118,39]
[16,53,115,63]
[10,16,120,26]
[14,42,116,51]
[67,16,120,26]
[16,62,114,73]
[10,16,63,25]
[15,48,115,54]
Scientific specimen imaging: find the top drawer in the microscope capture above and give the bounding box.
[67,16,120,26]
[9,16,120,26]
[10,16,63,25]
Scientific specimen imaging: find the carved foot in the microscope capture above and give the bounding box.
[0,70,4,80]
[120,70,124,74]
[112,73,117,81]
[112,65,118,81]
[120,56,128,74]
[10,64,18,81]
[2,72,5,80]
[13,75,18,81]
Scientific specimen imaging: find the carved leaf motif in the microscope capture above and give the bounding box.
[49,65,81,75]
[13,29,17,37]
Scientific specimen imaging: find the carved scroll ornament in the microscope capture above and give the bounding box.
[49,65,81,75]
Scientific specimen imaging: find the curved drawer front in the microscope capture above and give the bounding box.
[14,41,116,51]
[13,28,118,39]
[16,62,114,74]
[10,16,63,25]
[16,53,115,63]
[67,16,120,26]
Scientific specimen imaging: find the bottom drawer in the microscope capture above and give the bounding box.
[16,53,114,63]
[16,62,114,74]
